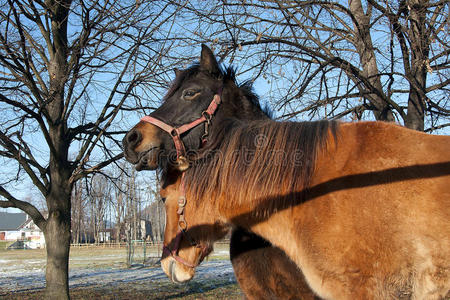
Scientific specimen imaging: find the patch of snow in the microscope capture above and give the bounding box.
[0,260,234,295]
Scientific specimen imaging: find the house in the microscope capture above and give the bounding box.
[0,212,46,249]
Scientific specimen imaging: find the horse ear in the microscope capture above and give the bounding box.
[200,44,220,75]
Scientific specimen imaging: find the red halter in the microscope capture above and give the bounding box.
[140,91,222,268]
[161,172,212,268]
[140,92,221,161]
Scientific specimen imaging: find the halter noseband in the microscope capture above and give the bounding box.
[140,90,222,268]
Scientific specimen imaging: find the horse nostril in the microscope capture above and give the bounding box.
[125,129,142,148]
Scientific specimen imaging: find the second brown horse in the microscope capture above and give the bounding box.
[159,169,318,299]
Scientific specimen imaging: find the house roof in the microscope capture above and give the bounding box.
[0,212,27,230]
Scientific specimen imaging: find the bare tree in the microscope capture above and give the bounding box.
[0,1,184,298]
[88,174,110,244]
[125,167,142,242]
[142,172,165,243]
[173,0,449,131]
[143,197,165,243]
[110,164,145,266]
[71,179,87,244]
[114,178,126,243]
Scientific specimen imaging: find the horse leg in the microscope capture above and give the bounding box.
[230,227,320,300]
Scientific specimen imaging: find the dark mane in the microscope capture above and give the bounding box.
[186,120,338,213]
[238,79,273,118]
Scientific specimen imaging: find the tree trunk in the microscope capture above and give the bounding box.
[405,90,425,131]
[44,126,72,299]
[403,0,428,131]
[350,0,395,122]
[44,207,71,299]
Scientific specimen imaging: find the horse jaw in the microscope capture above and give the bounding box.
[161,257,195,283]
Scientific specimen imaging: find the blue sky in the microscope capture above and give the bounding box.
[2,1,449,214]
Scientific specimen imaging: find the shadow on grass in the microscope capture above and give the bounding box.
[163,279,241,299]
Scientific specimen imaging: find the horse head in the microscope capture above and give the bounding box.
[158,169,229,283]
[123,44,265,171]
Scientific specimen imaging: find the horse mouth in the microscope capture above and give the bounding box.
[169,259,194,284]
[169,260,180,283]
[135,147,159,171]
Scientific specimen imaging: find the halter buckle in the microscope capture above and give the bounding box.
[176,156,189,171]
[202,110,212,123]
[178,196,186,207]
[178,220,187,231]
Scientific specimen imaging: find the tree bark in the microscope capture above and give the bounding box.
[405,91,425,131]
[44,209,71,300]
[44,163,72,299]
[404,0,428,131]
[349,0,395,122]
[44,105,72,299]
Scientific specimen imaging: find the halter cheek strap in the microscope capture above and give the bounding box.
[161,173,211,268]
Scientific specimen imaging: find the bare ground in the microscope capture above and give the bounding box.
[1,274,243,300]
[0,244,244,299]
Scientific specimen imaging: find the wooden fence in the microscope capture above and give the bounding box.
[70,240,230,249]
[70,241,159,248]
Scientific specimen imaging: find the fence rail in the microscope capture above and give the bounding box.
[71,240,230,266]
[70,240,230,249]
[70,242,158,248]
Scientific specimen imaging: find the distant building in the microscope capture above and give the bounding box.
[0,212,45,249]
[98,229,112,243]
[141,201,165,243]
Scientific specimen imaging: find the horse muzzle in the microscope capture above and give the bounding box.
[122,125,162,170]
[161,256,195,283]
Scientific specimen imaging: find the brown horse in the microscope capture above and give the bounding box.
[159,169,318,299]
[123,45,450,299]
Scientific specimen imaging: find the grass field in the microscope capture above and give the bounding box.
[0,242,230,270]
[0,243,243,299]
[0,241,12,250]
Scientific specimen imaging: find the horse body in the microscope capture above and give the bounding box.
[300,122,449,299]
[195,121,450,299]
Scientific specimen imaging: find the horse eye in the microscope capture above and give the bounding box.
[182,89,200,100]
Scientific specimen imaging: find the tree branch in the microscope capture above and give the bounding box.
[425,122,450,133]
[0,186,47,231]
[0,131,48,195]
[70,153,124,183]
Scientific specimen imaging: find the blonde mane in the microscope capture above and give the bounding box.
[185,119,338,214]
